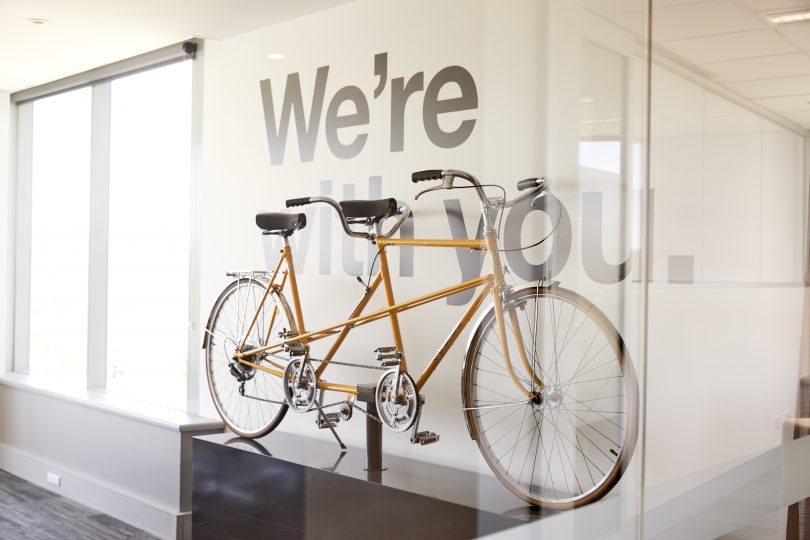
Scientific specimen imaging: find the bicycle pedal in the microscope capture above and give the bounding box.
[317,412,340,429]
[284,341,309,356]
[379,360,400,368]
[412,431,439,445]
[375,347,401,365]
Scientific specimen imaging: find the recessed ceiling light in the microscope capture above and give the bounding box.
[267,53,285,60]
[27,18,49,25]
[764,9,810,25]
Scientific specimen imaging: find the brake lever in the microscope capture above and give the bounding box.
[414,174,455,200]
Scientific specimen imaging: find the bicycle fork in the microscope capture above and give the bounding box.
[484,231,544,397]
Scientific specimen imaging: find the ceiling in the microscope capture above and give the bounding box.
[0,0,354,93]
[2,0,808,132]
[587,0,810,131]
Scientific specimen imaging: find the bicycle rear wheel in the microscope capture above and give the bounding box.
[204,277,295,438]
[462,285,638,509]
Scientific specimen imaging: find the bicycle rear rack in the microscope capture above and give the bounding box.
[225,270,276,279]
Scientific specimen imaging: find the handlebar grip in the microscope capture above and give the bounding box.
[412,170,444,183]
[285,197,311,207]
[517,178,542,191]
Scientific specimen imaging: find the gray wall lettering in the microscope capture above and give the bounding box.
[390,72,424,152]
[373,53,387,98]
[503,193,572,282]
[423,66,478,149]
[443,199,485,306]
[342,182,364,276]
[319,180,333,275]
[263,182,658,302]
[260,67,329,165]
[582,191,630,284]
[260,54,478,163]
[325,86,369,159]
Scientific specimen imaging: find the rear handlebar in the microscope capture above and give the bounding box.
[285,196,410,240]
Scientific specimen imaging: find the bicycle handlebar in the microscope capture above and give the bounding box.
[284,196,411,240]
[286,197,311,207]
[412,170,444,182]
[413,169,547,209]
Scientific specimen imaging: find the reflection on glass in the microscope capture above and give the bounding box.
[29,88,92,385]
[106,61,192,410]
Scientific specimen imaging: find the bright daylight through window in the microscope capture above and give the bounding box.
[20,60,193,411]
[28,88,92,385]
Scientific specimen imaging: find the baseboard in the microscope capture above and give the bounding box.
[0,443,186,540]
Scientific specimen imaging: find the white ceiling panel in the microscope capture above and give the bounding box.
[703,53,810,80]
[611,10,648,36]
[583,0,648,16]
[737,0,810,11]
[0,0,354,92]
[663,28,797,63]
[781,109,810,126]
[653,0,767,42]
[777,24,810,51]
[755,94,810,110]
[727,75,810,97]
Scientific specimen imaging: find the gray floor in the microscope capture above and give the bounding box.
[0,469,158,540]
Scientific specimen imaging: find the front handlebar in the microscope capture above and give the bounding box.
[413,169,546,209]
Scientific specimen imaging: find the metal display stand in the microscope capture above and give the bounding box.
[356,383,385,478]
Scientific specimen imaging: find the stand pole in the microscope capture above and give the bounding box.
[356,383,385,480]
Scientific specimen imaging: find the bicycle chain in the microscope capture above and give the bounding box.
[264,353,389,372]
[307,357,389,371]
[240,392,383,424]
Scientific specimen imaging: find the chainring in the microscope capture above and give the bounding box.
[283,358,317,412]
[374,369,419,432]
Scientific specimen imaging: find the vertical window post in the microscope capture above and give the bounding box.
[87,82,112,389]
[13,102,33,374]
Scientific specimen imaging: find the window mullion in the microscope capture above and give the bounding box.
[186,53,204,414]
[87,82,111,390]
[12,102,33,374]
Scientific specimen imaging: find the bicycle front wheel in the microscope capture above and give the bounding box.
[462,285,638,509]
[204,277,295,438]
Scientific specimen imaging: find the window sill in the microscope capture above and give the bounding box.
[0,371,223,433]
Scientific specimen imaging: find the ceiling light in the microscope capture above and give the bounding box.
[764,9,810,25]
[27,18,49,25]
[267,53,284,60]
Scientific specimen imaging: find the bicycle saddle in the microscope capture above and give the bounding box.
[339,198,398,224]
[255,212,306,236]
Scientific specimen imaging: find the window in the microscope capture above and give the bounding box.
[14,51,195,411]
[106,62,192,409]
[28,88,92,385]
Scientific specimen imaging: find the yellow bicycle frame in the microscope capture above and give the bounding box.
[233,230,542,397]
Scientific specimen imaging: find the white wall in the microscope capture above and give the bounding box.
[0,90,11,372]
[644,63,807,498]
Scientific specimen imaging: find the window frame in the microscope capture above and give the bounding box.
[9,40,202,413]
